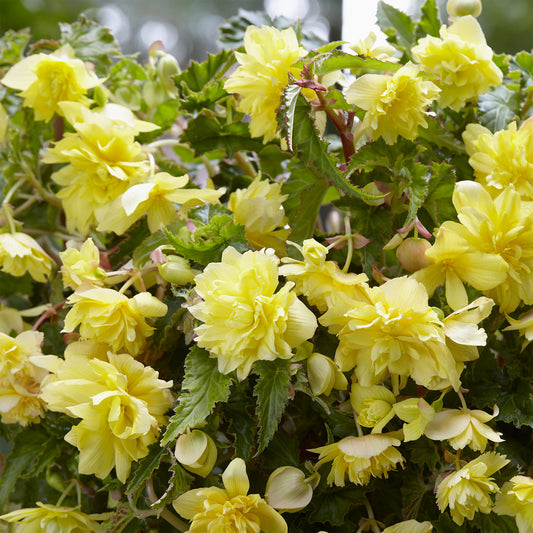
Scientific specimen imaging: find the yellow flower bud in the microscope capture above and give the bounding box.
[447,0,482,18]
[396,238,432,273]
[265,466,314,512]
[158,255,198,285]
[307,353,347,396]
[175,429,217,477]
[351,383,396,432]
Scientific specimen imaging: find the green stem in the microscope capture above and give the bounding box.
[342,215,354,273]
[234,151,257,178]
[145,476,188,532]
[56,479,77,507]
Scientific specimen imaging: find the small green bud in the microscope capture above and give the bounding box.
[114,85,141,111]
[157,255,198,285]
[447,0,482,17]
[175,429,217,477]
[142,80,166,109]
[157,53,180,95]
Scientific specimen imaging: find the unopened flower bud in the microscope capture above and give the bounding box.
[157,53,180,95]
[447,0,482,17]
[158,255,198,285]
[115,85,141,111]
[266,466,314,512]
[307,353,347,396]
[175,429,217,477]
[351,383,396,431]
[396,237,432,273]
[362,182,387,206]
[142,80,166,109]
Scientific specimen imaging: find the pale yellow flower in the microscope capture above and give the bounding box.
[173,458,287,533]
[38,347,173,482]
[345,62,440,144]
[392,397,435,442]
[505,308,533,349]
[0,502,106,532]
[320,276,463,391]
[279,238,369,314]
[310,433,405,487]
[0,232,53,282]
[229,175,289,254]
[436,452,509,525]
[351,31,399,62]
[494,475,533,533]
[463,119,533,200]
[412,16,502,111]
[350,383,396,432]
[382,520,433,533]
[424,407,503,451]
[174,429,217,477]
[0,330,48,425]
[306,352,348,396]
[63,286,168,356]
[1,44,101,121]
[96,172,225,235]
[224,25,308,142]
[265,466,316,512]
[189,247,317,380]
[0,305,24,335]
[42,104,151,235]
[60,238,106,289]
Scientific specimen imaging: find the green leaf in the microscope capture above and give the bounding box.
[101,503,137,533]
[472,512,518,533]
[0,29,31,71]
[182,112,264,157]
[377,1,416,54]
[223,390,257,459]
[59,15,120,74]
[125,443,169,505]
[310,49,402,76]
[218,10,276,48]
[418,118,466,154]
[161,347,233,446]
[423,162,457,225]
[417,0,441,38]
[400,469,432,520]
[0,428,61,511]
[253,359,293,455]
[409,437,440,471]
[150,458,194,511]
[478,85,521,132]
[509,51,533,88]
[401,162,429,226]
[282,165,329,244]
[164,214,247,265]
[309,486,370,525]
[132,221,186,268]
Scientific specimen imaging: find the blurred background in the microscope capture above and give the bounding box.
[0,0,531,66]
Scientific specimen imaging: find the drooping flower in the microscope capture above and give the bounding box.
[350,383,396,433]
[229,174,289,255]
[412,16,502,111]
[174,429,218,477]
[345,62,440,144]
[505,308,533,349]
[306,352,348,396]
[189,247,317,380]
[0,330,48,425]
[0,232,53,282]
[310,433,405,487]
[280,238,370,314]
[463,119,533,200]
[173,458,287,533]
[60,238,106,290]
[381,520,433,533]
[42,103,151,235]
[224,25,308,142]
[1,44,102,121]
[265,466,316,513]
[37,347,173,482]
[436,452,509,525]
[96,172,225,235]
[424,406,503,451]
[494,475,533,533]
[63,286,168,356]
[351,31,399,62]
[392,397,436,442]
[0,502,107,532]
[320,276,463,391]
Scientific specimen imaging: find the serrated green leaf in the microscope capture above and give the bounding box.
[223,391,256,459]
[311,49,402,76]
[309,486,370,525]
[59,15,120,74]
[401,162,429,226]
[472,512,518,532]
[101,503,137,533]
[161,347,233,446]
[132,221,186,268]
[409,437,440,471]
[478,85,521,132]
[423,162,456,225]
[253,359,292,455]
[418,117,466,154]
[417,0,441,38]
[0,29,31,71]
[164,214,247,265]
[377,1,416,54]
[150,458,194,511]
[182,113,264,157]
[400,469,431,520]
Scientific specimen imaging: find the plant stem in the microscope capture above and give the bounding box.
[145,476,188,532]
[234,151,257,178]
[342,215,354,273]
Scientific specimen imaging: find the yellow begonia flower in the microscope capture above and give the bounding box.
[229,175,289,255]
[382,520,433,533]
[505,308,533,349]
[0,232,53,282]
[63,286,168,356]
[0,305,24,335]
[280,238,369,314]
[0,502,107,532]
[320,276,463,391]
[0,103,7,144]
[42,104,151,235]
[174,429,217,477]
[173,457,288,533]
[412,16,502,111]
[345,62,440,145]
[307,352,348,396]
[424,406,503,451]
[463,119,533,200]
[351,31,399,62]
[494,475,533,533]
[38,348,173,482]
[392,397,435,442]
[189,247,317,381]
[60,238,106,289]
[1,44,101,121]
[436,452,509,525]
[0,330,48,426]
[310,433,405,487]
[350,383,396,432]
[265,466,315,512]
[96,172,225,235]
[224,25,308,142]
